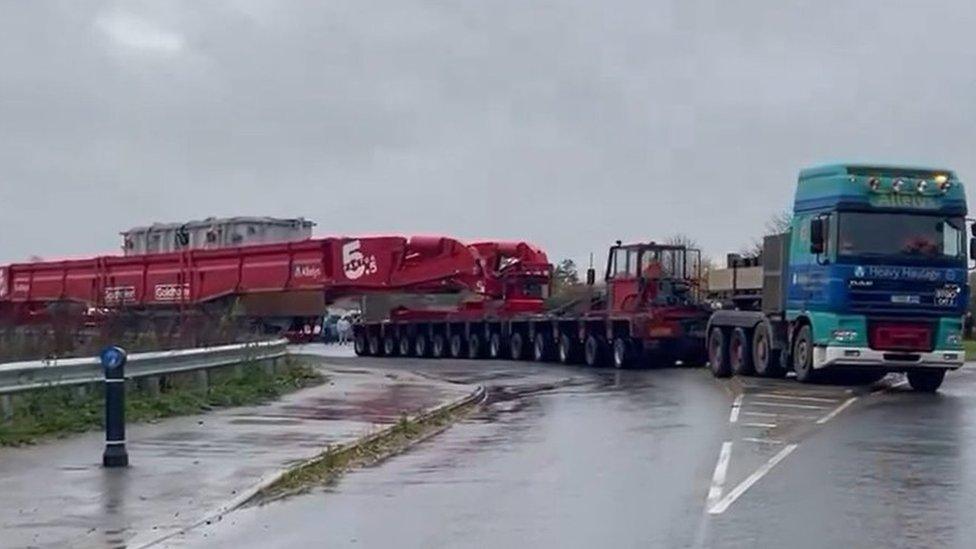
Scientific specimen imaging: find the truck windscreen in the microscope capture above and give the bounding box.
[837,212,965,263]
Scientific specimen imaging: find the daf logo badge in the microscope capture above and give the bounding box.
[854,266,866,278]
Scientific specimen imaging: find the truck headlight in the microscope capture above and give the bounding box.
[947,333,962,345]
[832,329,858,343]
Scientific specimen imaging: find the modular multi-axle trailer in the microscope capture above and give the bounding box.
[706,164,971,392]
[354,242,711,369]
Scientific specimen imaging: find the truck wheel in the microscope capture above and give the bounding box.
[489,333,504,359]
[383,334,398,356]
[449,334,466,358]
[907,370,946,392]
[414,334,429,357]
[398,334,413,357]
[708,327,731,378]
[752,327,784,378]
[729,328,754,376]
[533,333,553,362]
[467,333,483,359]
[612,337,633,369]
[431,334,446,358]
[354,332,369,356]
[792,325,818,383]
[509,333,526,360]
[558,334,581,364]
[368,334,383,356]
[584,334,607,367]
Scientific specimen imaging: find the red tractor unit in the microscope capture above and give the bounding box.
[354,241,710,368]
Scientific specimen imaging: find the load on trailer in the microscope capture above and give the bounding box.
[354,241,711,368]
[706,164,971,392]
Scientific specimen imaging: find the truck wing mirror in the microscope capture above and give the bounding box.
[809,218,825,255]
[969,237,976,264]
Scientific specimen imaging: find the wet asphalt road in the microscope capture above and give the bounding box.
[168,353,976,549]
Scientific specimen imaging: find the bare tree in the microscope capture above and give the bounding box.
[741,210,793,257]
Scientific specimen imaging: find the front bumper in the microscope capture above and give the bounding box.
[813,345,964,371]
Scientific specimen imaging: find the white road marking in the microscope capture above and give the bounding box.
[706,441,733,509]
[742,437,783,444]
[708,443,799,515]
[742,411,814,420]
[752,401,829,410]
[752,393,840,404]
[729,394,743,423]
[815,396,858,425]
[741,422,777,428]
[891,380,909,389]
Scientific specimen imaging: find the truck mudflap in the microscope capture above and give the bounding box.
[812,345,964,370]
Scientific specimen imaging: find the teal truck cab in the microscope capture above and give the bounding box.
[706,164,970,392]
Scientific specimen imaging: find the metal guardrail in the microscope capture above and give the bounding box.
[0,339,289,395]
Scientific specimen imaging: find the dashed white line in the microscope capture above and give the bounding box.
[742,411,813,420]
[752,401,829,410]
[741,422,777,428]
[815,396,858,425]
[706,441,733,509]
[752,393,841,404]
[729,394,743,423]
[708,443,799,515]
[742,437,783,445]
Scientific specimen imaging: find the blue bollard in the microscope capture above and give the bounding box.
[101,346,129,468]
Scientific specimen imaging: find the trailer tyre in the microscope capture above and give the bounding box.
[368,334,383,356]
[558,334,581,364]
[467,333,483,359]
[489,333,504,359]
[432,334,447,358]
[752,327,785,378]
[708,327,731,378]
[383,334,398,357]
[907,370,946,393]
[729,328,755,376]
[510,333,527,360]
[449,333,466,358]
[414,334,430,357]
[584,334,607,368]
[612,337,633,369]
[354,332,369,356]
[398,334,413,357]
[533,333,553,362]
[792,324,818,383]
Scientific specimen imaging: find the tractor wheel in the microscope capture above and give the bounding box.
[752,326,785,378]
[729,328,754,376]
[792,324,818,383]
[708,327,730,378]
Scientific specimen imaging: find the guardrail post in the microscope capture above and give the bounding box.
[101,346,129,468]
[138,376,161,398]
[194,369,209,391]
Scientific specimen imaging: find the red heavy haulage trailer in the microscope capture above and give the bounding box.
[0,235,710,368]
[353,241,711,368]
[0,236,488,337]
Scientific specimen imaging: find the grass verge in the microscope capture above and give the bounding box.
[252,388,483,505]
[965,340,976,361]
[0,358,323,446]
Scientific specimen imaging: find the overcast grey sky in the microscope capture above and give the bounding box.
[2,1,975,268]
